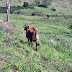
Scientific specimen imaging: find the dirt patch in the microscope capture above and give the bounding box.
[0,22,19,43]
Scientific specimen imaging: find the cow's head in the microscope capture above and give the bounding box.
[23,24,31,31]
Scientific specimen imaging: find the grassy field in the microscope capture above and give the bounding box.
[51,0,72,15]
[0,0,72,15]
[0,14,72,72]
[0,5,62,16]
[0,0,72,72]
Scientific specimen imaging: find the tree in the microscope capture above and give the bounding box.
[6,0,11,22]
[34,0,40,6]
[28,3,35,9]
[23,2,29,7]
[39,0,52,8]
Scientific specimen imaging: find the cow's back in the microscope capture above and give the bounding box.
[32,27,38,31]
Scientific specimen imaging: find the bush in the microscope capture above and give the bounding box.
[16,11,21,14]
[47,15,50,17]
[51,15,56,17]
[51,7,56,11]
[17,6,21,8]
[69,25,72,29]
[23,2,29,7]
[39,4,47,8]
[23,2,35,9]
[34,0,40,6]
[28,3,35,9]
[31,12,43,16]
[39,0,52,8]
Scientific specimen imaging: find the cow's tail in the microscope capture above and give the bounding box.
[35,31,40,46]
[35,30,38,40]
[35,30,37,38]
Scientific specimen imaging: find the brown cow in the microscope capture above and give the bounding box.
[23,24,39,51]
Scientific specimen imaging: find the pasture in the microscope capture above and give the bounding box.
[0,14,72,72]
[0,0,72,72]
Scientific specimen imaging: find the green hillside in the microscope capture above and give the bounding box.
[0,14,72,72]
[0,0,72,72]
[0,0,72,15]
[51,0,72,15]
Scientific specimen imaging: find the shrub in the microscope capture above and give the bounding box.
[51,7,56,11]
[39,0,52,8]
[55,14,57,16]
[51,15,56,17]
[18,0,21,2]
[31,12,43,16]
[23,2,29,7]
[28,3,35,9]
[39,4,47,8]
[34,0,40,6]
[23,2,35,9]
[69,25,72,29]
[47,15,50,17]
[17,6,21,8]
[16,11,21,14]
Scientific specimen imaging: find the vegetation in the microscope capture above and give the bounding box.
[34,0,40,6]
[28,3,35,9]
[0,14,72,72]
[23,2,29,7]
[39,0,52,8]
[13,6,62,16]
[0,0,72,72]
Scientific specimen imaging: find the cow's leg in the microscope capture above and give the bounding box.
[36,39,38,51]
[36,42,37,51]
[30,38,33,47]
[28,39,30,45]
[28,39,29,42]
[36,39,40,51]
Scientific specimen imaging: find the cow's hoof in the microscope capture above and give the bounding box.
[36,49,37,51]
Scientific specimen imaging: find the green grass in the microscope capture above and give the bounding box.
[0,6,62,16]
[12,6,62,16]
[0,13,72,72]
[0,0,72,15]
[0,0,72,72]
[51,0,72,15]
